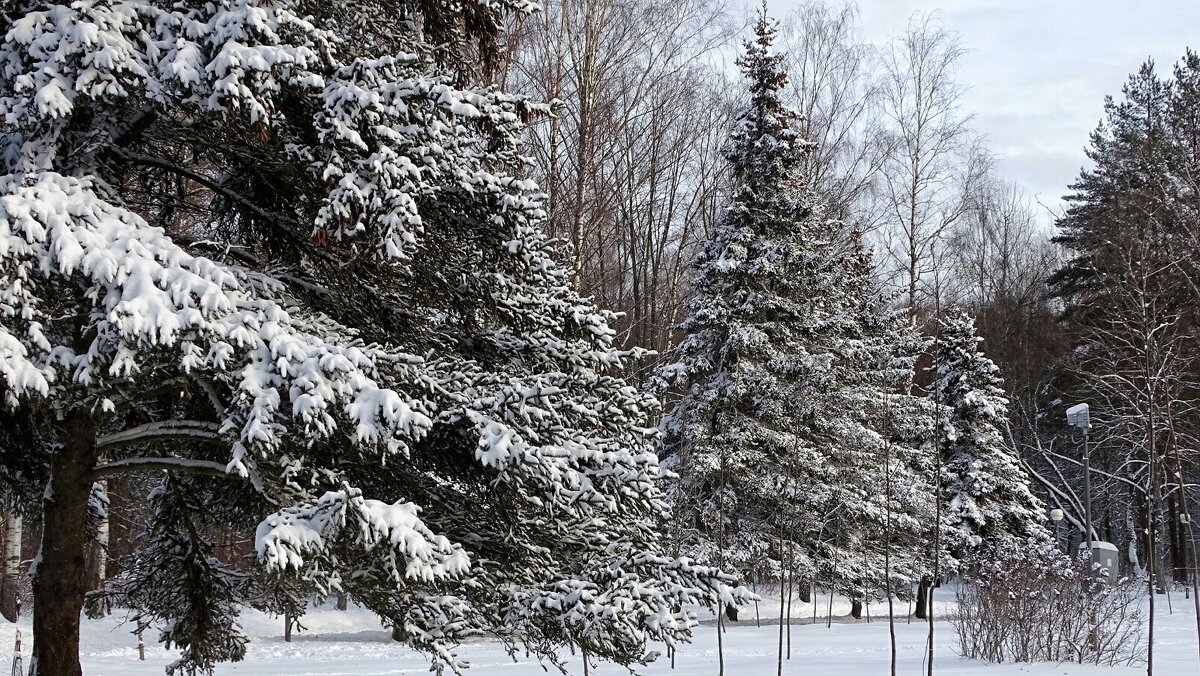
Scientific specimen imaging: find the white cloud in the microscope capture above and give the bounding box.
[766,0,1198,224]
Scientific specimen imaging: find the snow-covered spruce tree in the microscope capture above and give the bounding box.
[810,233,935,609]
[655,8,824,583]
[655,12,933,604]
[929,310,1050,571]
[0,1,746,674]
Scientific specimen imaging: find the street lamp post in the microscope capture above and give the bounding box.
[1066,403,1093,574]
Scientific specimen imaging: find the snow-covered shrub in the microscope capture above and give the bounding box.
[953,539,1144,666]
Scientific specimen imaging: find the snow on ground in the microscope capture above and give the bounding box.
[0,588,1196,675]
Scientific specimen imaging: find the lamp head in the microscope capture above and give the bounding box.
[1066,403,1090,431]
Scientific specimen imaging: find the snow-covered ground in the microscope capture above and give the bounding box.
[1,589,1196,675]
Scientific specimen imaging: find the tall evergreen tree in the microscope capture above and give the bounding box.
[655,11,933,603]
[1049,57,1197,322]
[803,232,935,608]
[0,1,746,673]
[655,8,826,579]
[929,310,1049,571]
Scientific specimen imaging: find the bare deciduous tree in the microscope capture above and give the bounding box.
[505,0,735,359]
[878,14,982,321]
[948,171,1064,419]
[780,1,891,233]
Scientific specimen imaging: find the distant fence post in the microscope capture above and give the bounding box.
[11,629,22,676]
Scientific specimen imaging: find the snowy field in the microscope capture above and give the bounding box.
[1,590,1197,675]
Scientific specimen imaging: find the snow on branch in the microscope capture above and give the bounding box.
[91,456,233,480]
[95,420,223,451]
[255,489,470,583]
[0,172,433,466]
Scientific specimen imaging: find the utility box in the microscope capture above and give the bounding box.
[1079,541,1119,584]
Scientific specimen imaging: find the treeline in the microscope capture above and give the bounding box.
[1044,51,1200,585]
[496,0,1200,592]
[499,1,1042,360]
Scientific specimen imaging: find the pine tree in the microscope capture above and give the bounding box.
[656,11,934,602]
[930,310,1049,571]
[0,2,745,673]
[1049,59,1191,322]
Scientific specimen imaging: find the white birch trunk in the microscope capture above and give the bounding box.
[3,509,23,621]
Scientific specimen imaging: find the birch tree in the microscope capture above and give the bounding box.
[878,14,983,322]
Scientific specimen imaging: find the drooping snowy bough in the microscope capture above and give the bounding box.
[0,2,747,674]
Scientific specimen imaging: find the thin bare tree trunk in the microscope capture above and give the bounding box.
[928,310,944,676]
[826,583,834,629]
[777,518,785,676]
[885,394,897,676]
[716,602,724,676]
[812,578,818,625]
[87,481,108,592]
[1,507,22,622]
[785,541,793,659]
[1166,415,1200,662]
[1146,404,1157,676]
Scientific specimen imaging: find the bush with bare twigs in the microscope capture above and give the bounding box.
[953,539,1144,667]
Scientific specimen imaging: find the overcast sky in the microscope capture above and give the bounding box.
[766,0,1199,226]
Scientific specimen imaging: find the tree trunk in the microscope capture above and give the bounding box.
[850,599,863,619]
[87,481,109,592]
[914,577,931,619]
[724,603,738,622]
[2,507,22,622]
[1168,491,1187,584]
[336,591,348,611]
[32,410,97,676]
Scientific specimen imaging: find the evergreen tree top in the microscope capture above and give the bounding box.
[727,8,811,198]
[933,310,1009,421]
[1049,51,1200,320]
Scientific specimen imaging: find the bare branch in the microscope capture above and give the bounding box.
[95,421,223,452]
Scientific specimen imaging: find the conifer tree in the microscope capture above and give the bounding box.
[655,8,825,579]
[656,10,934,602]
[0,1,746,673]
[814,234,935,606]
[930,310,1049,570]
[1047,52,1200,582]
